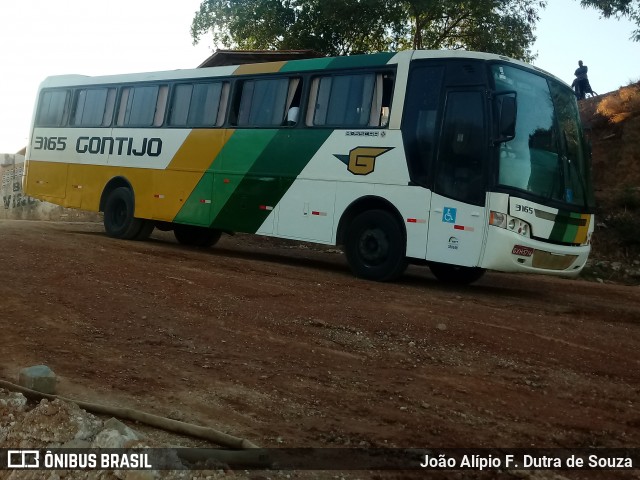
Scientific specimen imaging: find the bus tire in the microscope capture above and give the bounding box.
[345,209,407,282]
[132,220,155,241]
[103,187,144,240]
[174,225,221,248]
[429,263,485,285]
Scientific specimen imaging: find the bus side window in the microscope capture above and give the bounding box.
[71,88,116,127]
[284,78,302,126]
[369,73,394,127]
[168,81,227,127]
[116,85,167,127]
[154,86,169,127]
[307,72,390,128]
[401,65,445,185]
[234,77,291,127]
[308,73,375,127]
[36,89,70,127]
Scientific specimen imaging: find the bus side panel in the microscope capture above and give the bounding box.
[170,129,231,226]
[278,130,417,246]
[332,183,431,258]
[206,129,279,232]
[372,184,431,260]
[151,170,207,223]
[66,165,84,208]
[275,179,338,242]
[206,129,333,234]
[24,161,68,200]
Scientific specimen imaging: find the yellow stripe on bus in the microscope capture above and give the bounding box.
[233,62,287,75]
[574,214,591,245]
[152,129,231,221]
[26,129,233,222]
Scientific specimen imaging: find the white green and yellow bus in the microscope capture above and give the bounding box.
[24,50,595,283]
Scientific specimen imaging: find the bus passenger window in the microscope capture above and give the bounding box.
[71,88,116,127]
[154,86,169,127]
[169,82,225,127]
[235,78,290,127]
[310,74,375,127]
[308,72,391,128]
[169,84,193,126]
[369,73,394,127]
[117,85,161,127]
[284,78,302,126]
[36,90,70,127]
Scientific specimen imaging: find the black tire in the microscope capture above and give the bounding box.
[103,187,144,240]
[344,209,407,281]
[154,221,174,232]
[132,220,155,241]
[174,225,222,248]
[429,262,486,285]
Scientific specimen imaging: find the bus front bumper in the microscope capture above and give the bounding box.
[480,226,591,277]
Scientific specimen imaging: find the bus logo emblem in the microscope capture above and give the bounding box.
[334,147,394,176]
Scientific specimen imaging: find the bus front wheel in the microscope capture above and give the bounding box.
[174,225,221,248]
[345,209,407,282]
[429,263,485,285]
[103,187,145,240]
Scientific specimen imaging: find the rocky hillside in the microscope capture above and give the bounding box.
[579,81,640,284]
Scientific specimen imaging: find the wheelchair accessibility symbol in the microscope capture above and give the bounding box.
[442,207,457,224]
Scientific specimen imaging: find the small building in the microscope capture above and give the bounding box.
[1,151,98,221]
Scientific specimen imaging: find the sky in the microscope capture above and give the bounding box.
[1,0,639,153]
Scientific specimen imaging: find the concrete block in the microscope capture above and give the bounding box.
[18,365,57,394]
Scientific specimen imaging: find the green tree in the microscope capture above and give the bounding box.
[191,0,546,60]
[190,0,401,55]
[394,0,547,61]
[579,0,640,40]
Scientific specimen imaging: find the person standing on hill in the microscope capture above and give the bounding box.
[573,60,592,100]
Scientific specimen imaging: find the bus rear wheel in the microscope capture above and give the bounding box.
[132,220,155,241]
[345,209,407,282]
[429,263,485,285]
[174,225,221,248]
[103,187,145,240]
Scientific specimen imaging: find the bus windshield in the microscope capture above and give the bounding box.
[492,64,595,210]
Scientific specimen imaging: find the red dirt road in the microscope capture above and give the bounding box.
[1,220,639,477]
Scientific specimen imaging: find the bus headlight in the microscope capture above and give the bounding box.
[489,211,507,228]
[509,219,530,237]
[490,211,531,237]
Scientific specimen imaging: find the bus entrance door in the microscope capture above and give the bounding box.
[425,89,487,266]
[425,194,485,266]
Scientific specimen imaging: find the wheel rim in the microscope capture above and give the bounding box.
[358,228,389,266]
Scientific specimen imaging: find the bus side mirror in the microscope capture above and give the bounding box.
[493,93,517,144]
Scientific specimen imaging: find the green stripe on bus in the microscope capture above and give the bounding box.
[212,129,333,232]
[549,211,581,243]
[172,173,213,226]
[280,53,396,73]
[549,212,567,242]
[326,52,396,69]
[175,129,278,226]
[562,212,580,243]
[279,57,334,73]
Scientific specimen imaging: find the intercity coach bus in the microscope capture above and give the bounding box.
[24,50,595,283]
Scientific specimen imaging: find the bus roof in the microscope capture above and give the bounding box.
[38,50,565,89]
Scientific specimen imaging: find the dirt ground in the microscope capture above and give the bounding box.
[1,219,639,479]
